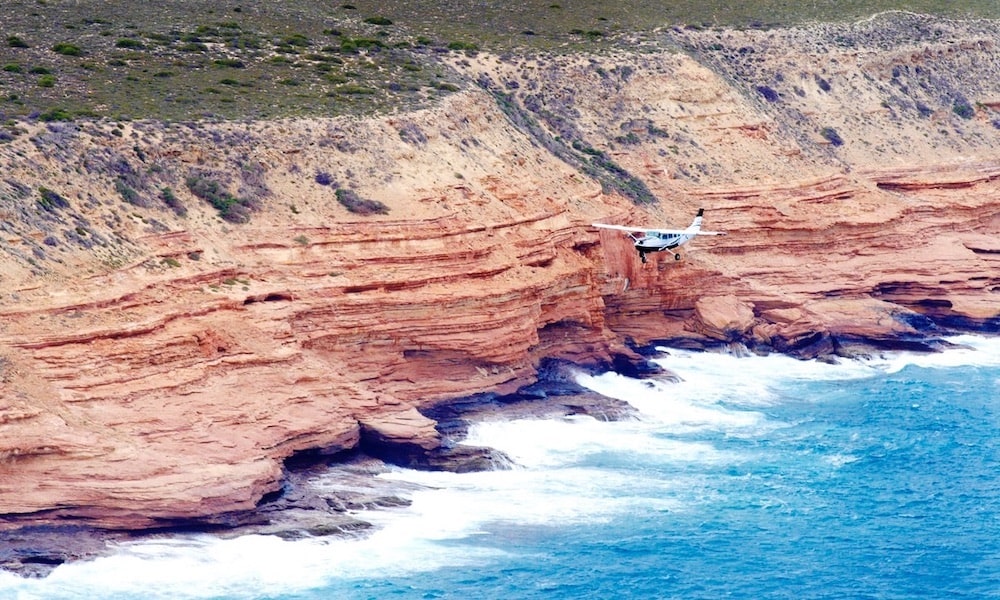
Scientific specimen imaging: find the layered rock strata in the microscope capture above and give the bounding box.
[1,13,999,565]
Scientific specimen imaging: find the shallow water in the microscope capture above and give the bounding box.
[4,336,999,600]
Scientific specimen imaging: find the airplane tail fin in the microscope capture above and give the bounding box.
[688,208,725,236]
[689,208,705,232]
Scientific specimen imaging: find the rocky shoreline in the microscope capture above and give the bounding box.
[0,356,646,577]
[0,330,983,578]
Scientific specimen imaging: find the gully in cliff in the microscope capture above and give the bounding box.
[594,208,725,263]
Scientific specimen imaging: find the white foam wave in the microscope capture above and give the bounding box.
[652,347,879,388]
[578,369,768,432]
[374,465,679,533]
[462,416,728,468]
[583,337,1000,418]
[866,335,1000,373]
[2,524,499,600]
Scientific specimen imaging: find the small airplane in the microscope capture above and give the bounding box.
[593,209,724,263]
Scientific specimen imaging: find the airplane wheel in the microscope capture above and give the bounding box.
[640,255,647,264]
[674,253,681,260]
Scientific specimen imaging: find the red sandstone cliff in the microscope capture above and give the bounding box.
[1,13,999,532]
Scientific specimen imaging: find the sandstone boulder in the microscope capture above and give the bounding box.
[357,407,511,472]
[358,407,440,451]
[691,295,757,341]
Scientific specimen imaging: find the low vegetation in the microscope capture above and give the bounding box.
[185,174,257,223]
[0,1,467,120]
[2,1,997,122]
[820,127,844,146]
[335,188,389,215]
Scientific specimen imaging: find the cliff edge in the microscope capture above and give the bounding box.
[1,13,999,539]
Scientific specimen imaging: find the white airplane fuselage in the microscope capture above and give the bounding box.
[634,232,693,254]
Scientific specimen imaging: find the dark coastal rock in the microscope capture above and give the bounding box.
[359,429,512,473]
[773,330,837,359]
[356,406,513,472]
[0,525,127,578]
[422,356,642,444]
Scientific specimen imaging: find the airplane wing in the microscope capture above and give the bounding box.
[592,223,683,234]
[641,227,726,236]
[593,223,725,236]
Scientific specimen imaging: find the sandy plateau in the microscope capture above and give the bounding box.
[1,12,1000,569]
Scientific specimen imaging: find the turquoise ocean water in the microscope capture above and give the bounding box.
[3,336,999,599]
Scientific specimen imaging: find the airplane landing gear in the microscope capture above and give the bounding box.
[640,252,647,264]
[674,253,681,260]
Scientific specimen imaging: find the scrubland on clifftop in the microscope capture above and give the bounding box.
[2,2,1000,571]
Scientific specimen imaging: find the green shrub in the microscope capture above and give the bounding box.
[52,42,83,56]
[3,64,21,73]
[29,66,51,74]
[953,101,975,120]
[185,175,254,223]
[214,58,245,68]
[615,132,641,145]
[335,188,388,215]
[37,186,70,210]
[115,38,144,49]
[282,33,310,47]
[447,41,479,52]
[340,37,384,53]
[146,33,173,43]
[38,107,72,121]
[305,53,341,63]
[7,36,29,48]
[820,126,844,146]
[193,24,220,36]
[115,180,144,206]
[756,85,780,102]
[335,84,376,95]
[37,74,56,88]
[363,16,393,26]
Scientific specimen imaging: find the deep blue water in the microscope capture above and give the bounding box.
[4,337,999,599]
